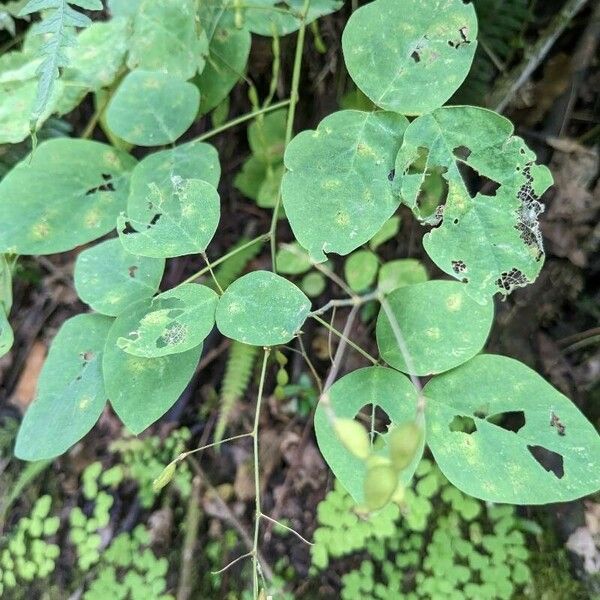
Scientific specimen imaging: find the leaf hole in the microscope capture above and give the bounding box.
[527,445,564,479]
[128,266,138,278]
[85,174,116,196]
[456,161,501,198]
[359,404,391,439]
[451,260,467,274]
[453,146,472,160]
[550,411,566,436]
[410,50,421,63]
[80,351,95,362]
[487,411,526,434]
[449,415,477,434]
[496,268,529,293]
[388,169,396,182]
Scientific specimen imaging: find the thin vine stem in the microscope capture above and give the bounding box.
[270,0,312,271]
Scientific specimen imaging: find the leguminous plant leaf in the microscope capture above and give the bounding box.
[425,354,600,504]
[196,22,251,115]
[127,0,208,80]
[0,308,13,358]
[344,250,379,293]
[74,238,165,317]
[315,367,422,503]
[0,139,136,255]
[282,110,408,262]
[0,255,12,358]
[118,177,220,258]
[395,106,553,302]
[378,259,428,295]
[276,242,312,275]
[376,280,494,376]
[342,0,478,115]
[215,270,311,346]
[369,215,401,251]
[106,70,200,146]
[108,0,141,16]
[103,299,203,434]
[15,314,113,460]
[117,283,218,358]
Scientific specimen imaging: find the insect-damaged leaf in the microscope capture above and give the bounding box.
[343,0,478,115]
[117,283,218,358]
[215,271,311,346]
[314,367,422,504]
[127,0,208,80]
[0,139,136,255]
[74,238,165,317]
[15,314,113,461]
[376,280,493,376]
[395,106,553,302]
[103,299,202,434]
[282,110,408,262]
[106,69,200,146]
[425,354,600,504]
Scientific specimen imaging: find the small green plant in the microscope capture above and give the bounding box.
[0,495,60,596]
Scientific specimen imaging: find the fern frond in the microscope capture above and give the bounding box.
[215,341,259,445]
[19,0,101,129]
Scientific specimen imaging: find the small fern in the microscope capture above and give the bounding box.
[215,341,259,445]
[19,0,102,129]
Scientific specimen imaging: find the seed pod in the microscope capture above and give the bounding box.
[274,385,286,401]
[388,422,423,471]
[152,461,176,493]
[276,367,289,387]
[334,418,371,460]
[364,464,398,511]
[274,350,288,366]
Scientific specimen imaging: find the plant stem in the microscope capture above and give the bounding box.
[252,348,271,599]
[192,99,291,144]
[270,0,311,271]
[310,291,379,316]
[181,233,269,285]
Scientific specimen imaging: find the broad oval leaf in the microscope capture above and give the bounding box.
[117,283,218,357]
[74,238,165,316]
[127,0,208,80]
[0,139,136,255]
[378,259,428,295]
[106,70,200,146]
[282,110,408,262]
[395,106,553,302]
[425,354,600,504]
[314,367,422,503]
[342,0,478,115]
[103,299,202,434]
[118,177,220,258]
[376,280,494,376]
[0,308,13,358]
[344,250,379,293]
[15,314,113,461]
[215,270,311,346]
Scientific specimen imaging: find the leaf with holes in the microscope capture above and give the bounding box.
[0,139,135,255]
[117,283,218,358]
[215,270,311,346]
[103,299,202,433]
[118,177,220,258]
[314,367,422,503]
[127,0,208,80]
[106,70,200,146]
[15,314,113,460]
[74,238,165,316]
[425,354,600,504]
[342,0,478,115]
[196,22,251,115]
[282,110,408,262]
[395,106,553,302]
[377,280,493,376]
[378,259,428,295]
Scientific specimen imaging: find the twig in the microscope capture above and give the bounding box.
[211,551,253,575]
[177,477,203,600]
[260,514,313,546]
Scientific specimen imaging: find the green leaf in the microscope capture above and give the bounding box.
[106,70,200,146]
[108,0,141,16]
[345,250,379,293]
[116,283,218,357]
[215,270,311,346]
[0,308,13,358]
[197,23,251,115]
[0,139,136,255]
[57,17,130,115]
[74,238,165,316]
[369,216,400,251]
[15,314,113,461]
[425,354,600,504]
[276,242,312,275]
[376,280,493,376]
[128,0,208,80]
[248,109,287,164]
[378,259,428,295]
[118,177,220,258]
[395,106,553,302]
[301,272,326,298]
[342,0,478,115]
[103,299,202,433]
[314,367,422,503]
[282,110,408,262]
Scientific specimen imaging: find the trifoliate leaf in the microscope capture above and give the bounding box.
[74,238,165,316]
[376,280,493,376]
[215,270,311,346]
[343,0,478,114]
